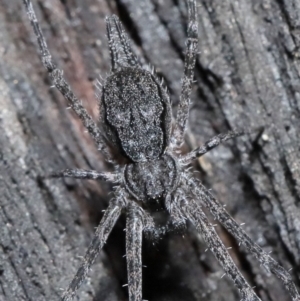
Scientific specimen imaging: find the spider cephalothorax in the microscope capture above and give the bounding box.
[124,153,180,201]
[23,1,300,301]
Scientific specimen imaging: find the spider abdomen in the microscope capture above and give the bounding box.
[101,67,172,162]
[124,153,179,200]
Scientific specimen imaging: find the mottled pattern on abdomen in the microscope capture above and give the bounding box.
[102,67,170,162]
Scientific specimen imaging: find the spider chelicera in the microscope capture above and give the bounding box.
[23,0,300,300]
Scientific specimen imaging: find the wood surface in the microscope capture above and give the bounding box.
[1,0,300,300]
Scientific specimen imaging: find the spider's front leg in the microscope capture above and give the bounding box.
[126,202,144,301]
[185,175,300,301]
[178,198,261,301]
[61,196,124,301]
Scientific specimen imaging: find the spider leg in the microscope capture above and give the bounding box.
[61,197,124,301]
[181,129,246,164]
[173,0,198,146]
[179,198,261,301]
[184,174,300,301]
[22,0,109,157]
[126,202,144,301]
[46,168,119,182]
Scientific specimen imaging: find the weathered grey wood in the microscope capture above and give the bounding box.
[0,0,299,301]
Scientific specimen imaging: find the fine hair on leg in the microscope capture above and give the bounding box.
[181,129,247,163]
[183,173,300,301]
[181,127,264,164]
[22,0,300,300]
[178,198,261,301]
[47,168,119,182]
[126,202,144,301]
[61,196,125,301]
[22,0,110,158]
[173,0,198,146]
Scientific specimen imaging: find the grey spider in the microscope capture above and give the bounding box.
[22,0,300,301]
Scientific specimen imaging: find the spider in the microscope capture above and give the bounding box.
[23,0,300,300]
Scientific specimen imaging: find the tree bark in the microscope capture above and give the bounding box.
[0,0,300,301]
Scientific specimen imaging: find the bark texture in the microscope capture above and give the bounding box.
[1,0,300,301]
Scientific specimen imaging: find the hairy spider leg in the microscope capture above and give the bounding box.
[126,203,144,301]
[184,174,300,301]
[173,0,198,146]
[180,196,261,301]
[23,1,300,301]
[22,0,110,158]
[180,129,248,163]
[61,197,124,301]
[106,15,139,71]
[48,168,119,182]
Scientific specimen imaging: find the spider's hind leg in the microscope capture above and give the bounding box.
[173,0,198,146]
[22,0,109,157]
